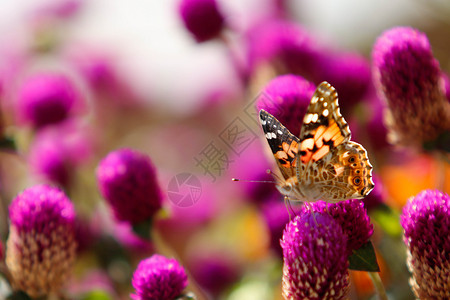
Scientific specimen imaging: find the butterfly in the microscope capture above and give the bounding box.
[259,81,374,203]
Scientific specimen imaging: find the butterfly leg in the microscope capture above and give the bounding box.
[305,202,318,226]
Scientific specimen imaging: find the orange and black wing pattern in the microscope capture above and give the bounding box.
[259,110,299,181]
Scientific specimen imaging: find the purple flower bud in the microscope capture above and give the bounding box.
[372,27,450,148]
[131,254,188,300]
[29,121,94,186]
[16,72,81,128]
[189,252,240,296]
[303,199,373,255]
[6,185,77,297]
[247,20,324,80]
[281,213,349,299]
[322,53,371,113]
[96,148,163,224]
[400,189,450,299]
[178,0,225,42]
[256,74,315,136]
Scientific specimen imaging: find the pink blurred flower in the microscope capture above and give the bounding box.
[96,148,163,225]
[28,120,95,186]
[131,254,188,300]
[372,26,450,150]
[178,0,225,42]
[256,74,315,136]
[15,72,84,128]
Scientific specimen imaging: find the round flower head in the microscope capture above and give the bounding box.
[372,26,450,150]
[178,0,224,42]
[131,254,188,300]
[400,190,450,299]
[16,72,80,128]
[321,53,371,114]
[303,199,373,255]
[189,252,240,297]
[256,74,315,136]
[96,148,163,224]
[281,213,349,299]
[29,120,94,186]
[247,20,324,80]
[6,185,77,297]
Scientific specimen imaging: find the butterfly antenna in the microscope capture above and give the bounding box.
[231,178,276,184]
[266,169,284,184]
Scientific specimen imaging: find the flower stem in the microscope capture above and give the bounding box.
[368,272,388,300]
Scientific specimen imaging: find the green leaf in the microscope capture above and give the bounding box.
[132,218,153,239]
[371,204,403,237]
[0,136,16,151]
[348,241,380,272]
[81,290,113,300]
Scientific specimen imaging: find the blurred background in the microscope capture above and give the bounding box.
[0,0,449,299]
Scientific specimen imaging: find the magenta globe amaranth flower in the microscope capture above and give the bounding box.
[189,252,240,297]
[247,20,324,80]
[400,190,450,299]
[321,53,371,114]
[16,72,81,128]
[29,120,95,186]
[131,254,188,300]
[303,199,373,255]
[6,185,77,297]
[178,0,224,42]
[372,26,450,150]
[256,74,315,136]
[281,213,349,299]
[96,148,163,225]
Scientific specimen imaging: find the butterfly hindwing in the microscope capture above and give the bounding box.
[297,82,374,202]
[259,110,299,180]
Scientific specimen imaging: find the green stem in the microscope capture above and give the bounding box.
[368,272,388,300]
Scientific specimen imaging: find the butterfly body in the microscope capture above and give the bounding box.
[260,81,374,203]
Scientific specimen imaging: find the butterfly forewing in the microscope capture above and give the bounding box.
[259,110,299,181]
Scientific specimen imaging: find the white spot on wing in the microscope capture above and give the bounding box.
[277,130,283,135]
[304,113,313,124]
[311,113,318,122]
[323,109,329,117]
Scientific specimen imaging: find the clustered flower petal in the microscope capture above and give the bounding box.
[256,74,315,136]
[372,26,450,149]
[400,189,450,299]
[16,72,80,128]
[131,254,188,300]
[96,148,163,224]
[178,0,225,42]
[281,213,349,300]
[6,185,77,298]
[303,199,374,255]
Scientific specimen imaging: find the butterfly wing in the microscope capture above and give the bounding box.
[297,82,374,202]
[259,109,299,181]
